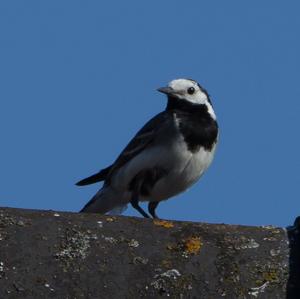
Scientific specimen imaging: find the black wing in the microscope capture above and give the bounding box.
[76,111,172,186]
[107,111,172,177]
[75,165,112,186]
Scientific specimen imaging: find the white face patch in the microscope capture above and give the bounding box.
[168,79,216,120]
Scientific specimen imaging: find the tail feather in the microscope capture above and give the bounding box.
[108,204,128,215]
[76,165,112,186]
[80,187,129,215]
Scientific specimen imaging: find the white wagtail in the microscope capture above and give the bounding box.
[76,78,218,218]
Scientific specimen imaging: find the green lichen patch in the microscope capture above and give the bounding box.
[54,227,97,270]
[0,212,30,229]
[145,269,194,298]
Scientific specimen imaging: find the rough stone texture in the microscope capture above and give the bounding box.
[0,207,291,298]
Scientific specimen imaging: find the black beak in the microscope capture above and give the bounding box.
[157,86,175,96]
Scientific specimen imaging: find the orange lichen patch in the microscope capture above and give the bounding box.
[105,217,115,222]
[161,259,172,268]
[184,237,202,254]
[153,219,174,228]
[166,243,177,251]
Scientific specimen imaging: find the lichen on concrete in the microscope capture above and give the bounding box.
[54,227,98,268]
[0,207,292,299]
[153,219,174,228]
[147,268,194,298]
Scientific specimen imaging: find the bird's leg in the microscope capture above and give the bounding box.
[130,179,151,218]
[131,196,150,218]
[148,202,159,219]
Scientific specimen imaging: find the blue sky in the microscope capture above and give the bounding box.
[1,1,299,227]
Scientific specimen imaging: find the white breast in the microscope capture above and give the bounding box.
[143,139,217,202]
[110,131,217,203]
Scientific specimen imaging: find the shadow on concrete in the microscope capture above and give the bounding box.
[287,216,300,298]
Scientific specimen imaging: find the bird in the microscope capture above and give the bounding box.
[76,78,218,218]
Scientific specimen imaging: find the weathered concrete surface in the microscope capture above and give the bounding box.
[0,207,290,299]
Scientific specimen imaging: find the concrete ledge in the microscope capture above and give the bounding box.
[0,207,295,298]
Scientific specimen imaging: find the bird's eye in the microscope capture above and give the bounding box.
[187,87,195,95]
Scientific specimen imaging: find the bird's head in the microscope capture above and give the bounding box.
[157,78,216,119]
